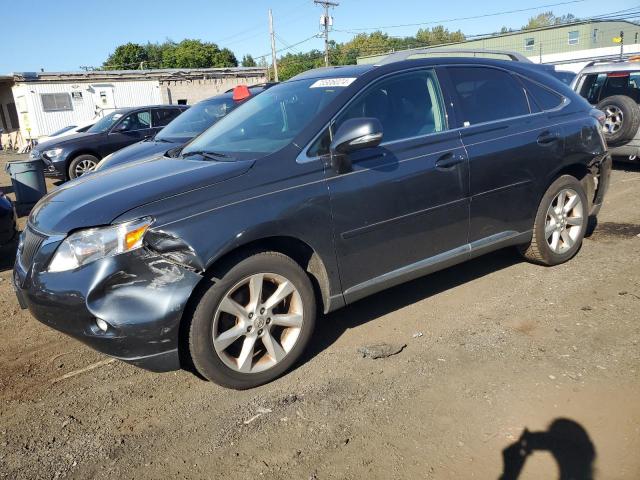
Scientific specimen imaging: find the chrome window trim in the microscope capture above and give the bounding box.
[296,63,572,164]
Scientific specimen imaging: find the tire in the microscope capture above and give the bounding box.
[596,95,640,146]
[188,251,316,389]
[68,154,99,179]
[519,175,589,266]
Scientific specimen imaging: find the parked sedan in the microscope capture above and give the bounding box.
[14,55,611,389]
[95,84,273,172]
[30,105,188,180]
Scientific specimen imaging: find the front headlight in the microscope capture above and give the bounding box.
[47,217,153,272]
[43,148,63,159]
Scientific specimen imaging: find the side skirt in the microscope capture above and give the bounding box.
[342,230,532,305]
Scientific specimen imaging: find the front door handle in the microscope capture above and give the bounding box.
[435,152,464,170]
[537,131,559,145]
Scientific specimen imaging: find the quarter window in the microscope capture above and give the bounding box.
[568,30,579,45]
[447,67,530,126]
[334,69,447,144]
[40,93,73,112]
[520,77,564,110]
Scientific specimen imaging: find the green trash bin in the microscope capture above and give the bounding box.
[5,159,48,207]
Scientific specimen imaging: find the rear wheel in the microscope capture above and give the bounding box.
[520,175,588,266]
[189,252,316,389]
[68,154,99,179]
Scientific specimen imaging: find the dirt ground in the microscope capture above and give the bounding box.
[0,152,639,480]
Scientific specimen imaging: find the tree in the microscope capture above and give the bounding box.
[277,50,325,81]
[241,54,257,67]
[104,39,238,70]
[522,11,578,30]
[103,43,148,70]
[161,39,238,68]
[416,26,465,45]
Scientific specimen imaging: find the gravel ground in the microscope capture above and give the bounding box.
[0,151,639,479]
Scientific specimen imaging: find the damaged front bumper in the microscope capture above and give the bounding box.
[13,236,202,372]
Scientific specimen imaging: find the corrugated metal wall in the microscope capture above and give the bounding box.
[12,80,162,138]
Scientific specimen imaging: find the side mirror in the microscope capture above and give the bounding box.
[111,123,127,133]
[329,118,383,173]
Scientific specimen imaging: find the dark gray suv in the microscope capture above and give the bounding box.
[14,53,611,389]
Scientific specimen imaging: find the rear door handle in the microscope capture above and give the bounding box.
[435,152,464,170]
[537,131,559,145]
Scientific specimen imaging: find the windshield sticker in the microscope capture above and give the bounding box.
[310,78,356,88]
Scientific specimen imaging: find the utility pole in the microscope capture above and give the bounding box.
[620,30,624,60]
[269,9,279,82]
[314,0,338,67]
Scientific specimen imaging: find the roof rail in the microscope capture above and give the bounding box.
[376,48,533,65]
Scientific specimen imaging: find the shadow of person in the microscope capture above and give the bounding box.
[499,418,596,480]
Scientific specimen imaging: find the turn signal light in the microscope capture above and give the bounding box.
[125,224,149,250]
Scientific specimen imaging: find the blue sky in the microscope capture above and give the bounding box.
[2,0,637,73]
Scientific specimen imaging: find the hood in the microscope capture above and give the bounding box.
[96,139,181,171]
[36,131,102,151]
[29,156,253,234]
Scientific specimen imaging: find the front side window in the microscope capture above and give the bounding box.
[447,67,529,126]
[568,30,579,45]
[525,38,535,51]
[334,69,446,144]
[183,78,345,158]
[41,93,72,112]
[118,110,151,132]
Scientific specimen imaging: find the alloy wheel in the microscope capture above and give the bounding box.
[74,159,97,177]
[212,273,304,374]
[603,105,623,134]
[544,188,584,254]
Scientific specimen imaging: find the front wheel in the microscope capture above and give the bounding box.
[519,175,588,266]
[68,154,99,179]
[189,252,316,389]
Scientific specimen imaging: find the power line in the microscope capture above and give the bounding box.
[337,0,587,32]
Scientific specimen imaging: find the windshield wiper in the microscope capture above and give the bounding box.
[182,150,231,160]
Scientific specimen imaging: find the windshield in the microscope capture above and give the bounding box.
[156,98,235,141]
[183,78,346,158]
[87,111,124,133]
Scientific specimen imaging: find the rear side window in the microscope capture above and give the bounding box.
[520,77,564,111]
[153,108,182,127]
[447,67,530,126]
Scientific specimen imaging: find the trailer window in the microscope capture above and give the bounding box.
[40,93,73,112]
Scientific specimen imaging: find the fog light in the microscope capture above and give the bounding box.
[96,318,109,332]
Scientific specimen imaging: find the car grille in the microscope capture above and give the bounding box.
[19,227,47,268]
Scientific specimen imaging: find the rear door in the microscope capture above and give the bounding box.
[443,65,564,245]
[324,68,470,302]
